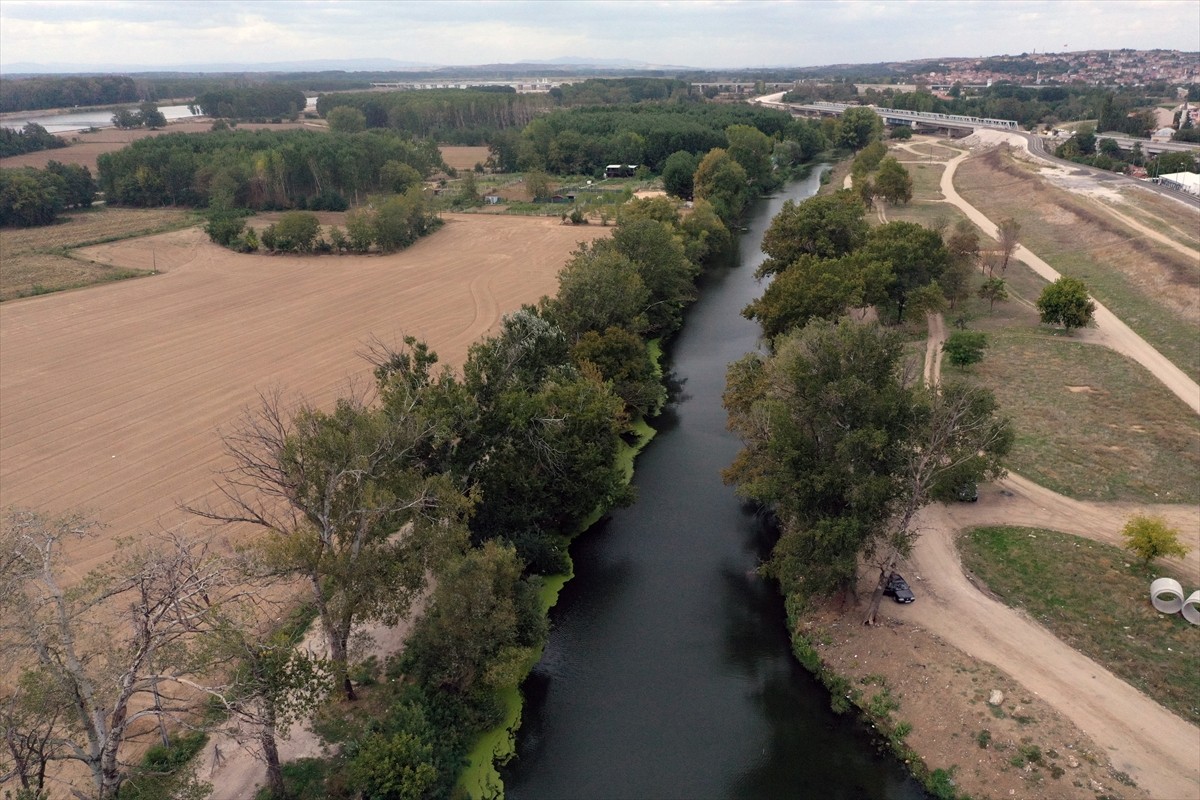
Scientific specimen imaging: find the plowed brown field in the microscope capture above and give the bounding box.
[0,213,606,575]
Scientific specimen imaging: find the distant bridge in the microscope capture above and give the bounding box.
[786,101,1019,133]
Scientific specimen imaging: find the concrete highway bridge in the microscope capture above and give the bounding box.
[785,101,1019,135]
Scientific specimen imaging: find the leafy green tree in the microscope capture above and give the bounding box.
[346,207,376,252]
[661,150,698,200]
[942,330,988,369]
[977,276,1009,311]
[838,107,883,150]
[343,732,438,800]
[860,221,949,323]
[1036,276,1095,331]
[190,392,471,700]
[905,282,948,321]
[725,124,775,190]
[0,168,66,227]
[402,541,547,694]
[724,322,1011,616]
[1121,515,1190,567]
[273,210,321,252]
[546,244,649,340]
[610,218,698,336]
[852,140,887,173]
[328,225,348,253]
[381,160,422,193]
[326,106,367,134]
[679,197,732,266]
[374,187,440,253]
[743,252,887,339]
[572,326,666,417]
[138,103,167,129]
[693,147,749,224]
[938,255,973,310]
[874,156,913,204]
[205,210,246,247]
[757,190,868,277]
[455,171,481,207]
[524,169,551,201]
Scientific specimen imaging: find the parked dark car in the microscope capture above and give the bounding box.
[955,482,979,502]
[884,572,915,604]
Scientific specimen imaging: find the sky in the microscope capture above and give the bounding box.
[1,0,1198,72]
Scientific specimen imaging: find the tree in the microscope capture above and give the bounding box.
[1036,276,1095,331]
[346,207,376,252]
[401,541,547,695]
[874,157,913,204]
[610,218,699,336]
[1121,515,1190,567]
[942,330,988,369]
[977,276,1009,312]
[859,221,949,323]
[725,123,775,190]
[0,511,233,799]
[138,103,167,129]
[724,321,1010,618]
[661,150,698,200]
[273,210,321,252]
[743,252,887,339]
[190,390,471,700]
[757,190,868,277]
[524,169,551,201]
[326,106,367,134]
[838,107,883,150]
[692,147,749,224]
[996,217,1021,273]
[381,160,422,193]
[572,326,666,417]
[545,244,649,341]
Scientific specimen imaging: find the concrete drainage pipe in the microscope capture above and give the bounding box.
[1150,577,1184,614]
[1182,590,1200,626]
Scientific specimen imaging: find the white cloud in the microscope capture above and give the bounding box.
[1,0,1197,70]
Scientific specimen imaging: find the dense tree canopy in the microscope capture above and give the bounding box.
[97,128,444,209]
[757,190,869,277]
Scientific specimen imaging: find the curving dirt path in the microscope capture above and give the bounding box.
[936,147,1200,414]
[906,494,1200,800]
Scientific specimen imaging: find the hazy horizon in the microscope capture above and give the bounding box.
[2,0,1198,74]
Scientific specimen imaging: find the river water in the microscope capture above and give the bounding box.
[503,172,926,799]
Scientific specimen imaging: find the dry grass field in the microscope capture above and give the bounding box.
[439,145,492,172]
[0,213,608,577]
[0,206,199,300]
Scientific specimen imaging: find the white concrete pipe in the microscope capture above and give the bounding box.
[1150,577,1184,614]
[1182,590,1200,625]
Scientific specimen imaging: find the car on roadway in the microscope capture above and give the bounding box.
[884,572,915,604]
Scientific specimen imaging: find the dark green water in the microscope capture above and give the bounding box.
[503,171,927,800]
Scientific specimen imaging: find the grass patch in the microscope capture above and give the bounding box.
[959,526,1200,725]
[1,206,198,301]
[976,330,1200,503]
[955,150,1200,378]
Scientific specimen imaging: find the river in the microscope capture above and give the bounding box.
[502,171,927,799]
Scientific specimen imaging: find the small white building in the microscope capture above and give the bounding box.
[1151,127,1177,142]
[1157,171,1200,196]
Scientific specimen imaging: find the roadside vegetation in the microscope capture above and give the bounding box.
[960,526,1199,726]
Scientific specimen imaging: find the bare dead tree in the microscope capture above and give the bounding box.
[1,510,235,799]
[997,217,1021,274]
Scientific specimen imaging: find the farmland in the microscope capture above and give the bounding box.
[0,213,609,576]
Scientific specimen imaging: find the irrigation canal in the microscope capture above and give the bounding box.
[503,170,927,799]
